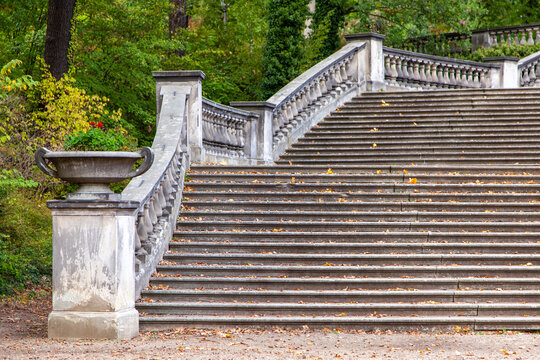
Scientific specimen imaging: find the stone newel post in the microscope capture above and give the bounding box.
[153,71,206,163]
[483,57,520,88]
[47,200,140,339]
[345,33,386,91]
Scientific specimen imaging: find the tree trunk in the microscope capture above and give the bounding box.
[43,0,76,80]
[169,0,189,56]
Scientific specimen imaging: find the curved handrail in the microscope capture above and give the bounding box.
[122,85,190,296]
[268,42,365,107]
[518,50,540,87]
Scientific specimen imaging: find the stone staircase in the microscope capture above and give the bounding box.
[138,88,540,331]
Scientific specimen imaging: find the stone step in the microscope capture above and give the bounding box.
[163,253,540,266]
[287,146,540,154]
[280,152,540,160]
[169,241,540,254]
[139,315,540,331]
[294,138,540,146]
[155,264,540,278]
[174,231,540,243]
[189,164,540,174]
[342,99,540,107]
[180,210,540,222]
[176,220,540,232]
[276,158,540,165]
[303,128,540,136]
[147,276,540,291]
[185,173,540,184]
[183,200,540,212]
[163,252,540,266]
[357,88,540,98]
[140,289,540,304]
[184,191,540,203]
[137,302,540,318]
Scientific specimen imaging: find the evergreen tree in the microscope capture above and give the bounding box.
[311,0,347,61]
[261,0,309,99]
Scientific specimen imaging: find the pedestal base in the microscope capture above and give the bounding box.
[48,308,139,340]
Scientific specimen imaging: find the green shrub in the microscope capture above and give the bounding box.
[64,122,135,151]
[0,191,51,295]
[467,43,540,63]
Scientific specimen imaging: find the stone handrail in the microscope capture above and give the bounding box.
[518,51,540,87]
[122,85,190,296]
[267,41,366,157]
[384,47,498,89]
[201,97,258,162]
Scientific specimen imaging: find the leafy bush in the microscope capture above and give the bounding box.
[467,43,540,63]
[0,172,50,295]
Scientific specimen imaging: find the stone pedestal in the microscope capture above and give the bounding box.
[47,200,140,339]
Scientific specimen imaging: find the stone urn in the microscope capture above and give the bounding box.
[35,147,154,200]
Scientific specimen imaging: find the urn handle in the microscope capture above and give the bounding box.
[128,147,154,178]
[35,147,58,178]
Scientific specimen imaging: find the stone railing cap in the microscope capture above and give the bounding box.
[152,70,206,81]
[345,33,385,43]
[483,56,521,63]
[47,199,140,210]
[230,101,276,110]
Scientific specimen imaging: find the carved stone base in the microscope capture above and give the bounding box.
[48,309,139,340]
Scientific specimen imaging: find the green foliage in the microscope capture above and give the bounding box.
[348,0,486,47]
[479,0,540,28]
[309,0,350,61]
[261,0,310,99]
[70,0,175,145]
[64,124,135,151]
[467,43,540,62]
[0,59,37,98]
[0,192,52,295]
[0,1,48,77]
[165,0,267,104]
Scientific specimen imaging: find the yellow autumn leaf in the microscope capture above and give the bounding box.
[409,178,418,184]
[328,168,333,174]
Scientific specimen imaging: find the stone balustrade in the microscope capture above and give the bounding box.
[404,33,471,56]
[265,37,372,158]
[384,47,497,89]
[518,51,540,87]
[486,23,540,48]
[201,97,257,162]
[403,23,540,56]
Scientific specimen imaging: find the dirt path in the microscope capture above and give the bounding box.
[1,288,539,359]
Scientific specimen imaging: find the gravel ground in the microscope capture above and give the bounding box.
[1,289,539,359]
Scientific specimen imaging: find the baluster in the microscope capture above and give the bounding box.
[401,58,410,84]
[389,56,398,82]
[520,29,527,45]
[436,63,444,84]
[418,61,427,86]
[491,33,498,47]
[442,66,450,86]
[384,56,391,80]
[395,57,404,80]
[448,65,456,87]
[535,28,540,44]
[527,29,535,45]
[412,62,421,84]
[472,69,481,88]
[522,66,530,86]
[514,31,520,45]
[535,62,540,85]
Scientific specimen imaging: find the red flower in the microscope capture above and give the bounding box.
[89,121,96,126]
[97,122,104,128]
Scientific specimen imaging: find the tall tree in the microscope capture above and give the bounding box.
[310,0,348,60]
[43,0,76,79]
[169,0,189,39]
[261,0,309,99]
